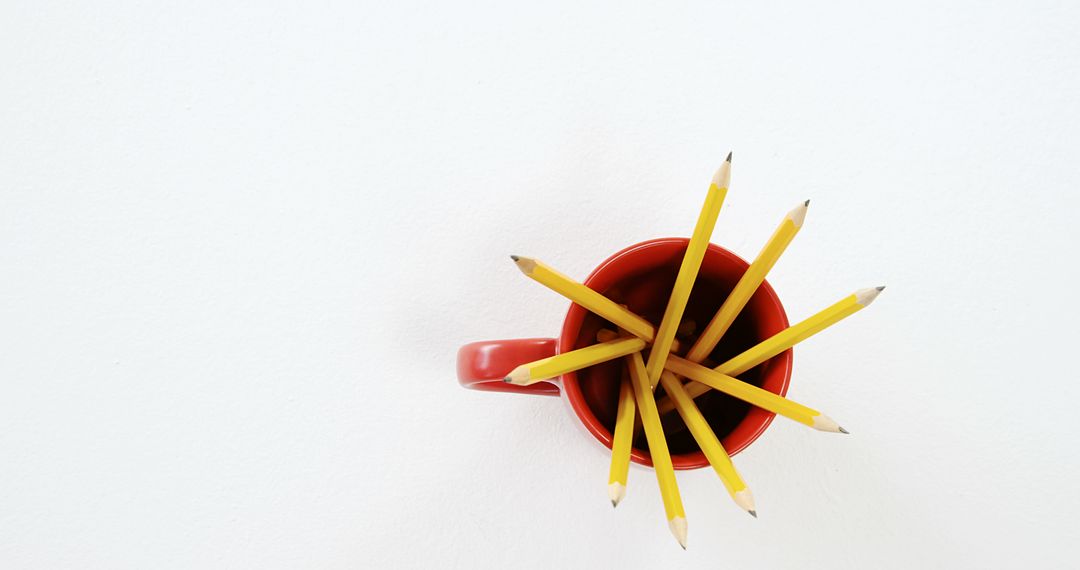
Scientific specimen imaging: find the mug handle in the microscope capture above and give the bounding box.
[457,338,561,396]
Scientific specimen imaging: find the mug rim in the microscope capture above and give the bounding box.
[558,237,793,470]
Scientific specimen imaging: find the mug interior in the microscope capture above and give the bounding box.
[560,238,792,470]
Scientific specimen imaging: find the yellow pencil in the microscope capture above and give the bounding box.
[658,286,885,412]
[644,154,731,386]
[511,258,686,354]
[607,364,635,507]
[510,256,659,342]
[658,371,756,516]
[627,351,687,549]
[685,200,809,363]
[503,337,645,386]
[663,355,847,432]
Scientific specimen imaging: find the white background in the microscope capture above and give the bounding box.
[2,1,1079,568]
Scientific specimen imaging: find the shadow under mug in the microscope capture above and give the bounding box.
[456,238,792,469]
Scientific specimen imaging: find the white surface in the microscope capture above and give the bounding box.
[2,1,1079,568]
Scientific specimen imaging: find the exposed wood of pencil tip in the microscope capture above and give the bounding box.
[712,156,732,188]
[608,482,626,508]
[670,517,688,549]
[855,285,887,307]
[788,199,810,228]
[810,413,849,434]
[734,488,757,517]
[510,255,537,274]
[502,365,533,386]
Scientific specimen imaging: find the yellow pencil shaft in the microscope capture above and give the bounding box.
[525,260,657,341]
[658,371,746,496]
[596,328,686,364]
[627,351,685,521]
[526,337,645,382]
[686,218,800,363]
[644,179,728,383]
[718,293,862,377]
[664,355,820,427]
[608,371,636,487]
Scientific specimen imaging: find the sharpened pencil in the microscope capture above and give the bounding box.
[685,200,809,363]
[607,364,635,507]
[627,351,687,548]
[504,337,645,386]
[657,286,884,413]
[663,355,847,433]
[511,256,660,343]
[659,371,756,516]
[644,155,730,387]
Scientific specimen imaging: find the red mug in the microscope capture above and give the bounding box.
[456,238,793,469]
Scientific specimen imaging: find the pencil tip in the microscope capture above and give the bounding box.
[670,517,688,549]
[511,255,521,262]
[789,199,810,227]
[839,426,850,434]
[608,482,626,507]
[502,376,512,383]
[734,488,757,515]
[855,286,884,307]
[725,151,732,163]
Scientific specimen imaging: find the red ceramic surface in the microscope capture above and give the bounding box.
[455,238,792,470]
